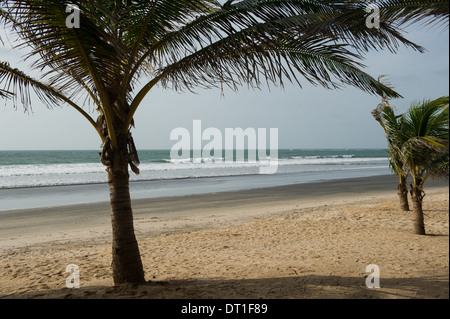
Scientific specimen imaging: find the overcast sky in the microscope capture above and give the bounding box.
[0,22,448,151]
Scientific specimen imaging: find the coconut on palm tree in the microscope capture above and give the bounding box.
[1,0,449,285]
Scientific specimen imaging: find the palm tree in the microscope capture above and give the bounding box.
[399,97,449,235]
[372,75,410,211]
[1,0,449,285]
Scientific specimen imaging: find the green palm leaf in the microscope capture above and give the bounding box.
[400,97,449,183]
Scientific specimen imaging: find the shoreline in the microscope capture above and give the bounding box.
[0,174,448,299]
[0,167,391,212]
[0,174,448,249]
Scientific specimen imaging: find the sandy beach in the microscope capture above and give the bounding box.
[0,175,448,299]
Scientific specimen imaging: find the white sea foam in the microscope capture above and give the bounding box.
[0,155,389,189]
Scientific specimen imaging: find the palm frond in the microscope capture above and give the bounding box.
[399,96,449,182]
[0,61,61,110]
[0,88,13,99]
[2,2,118,103]
[374,0,450,28]
[128,0,442,91]
[0,61,100,137]
[380,105,406,176]
[157,35,400,96]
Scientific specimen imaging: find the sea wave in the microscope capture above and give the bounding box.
[290,154,355,159]
[0,157,388,177]
[0,156,389,189]
[0,163,105,178]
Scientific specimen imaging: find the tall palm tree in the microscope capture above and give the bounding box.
[399,97,449,235]
[372,75,410,211]
[1,0,449,285]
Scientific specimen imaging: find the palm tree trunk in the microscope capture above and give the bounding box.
[398,175,410,211]
[107,136,146,285]
[410,183,426,235]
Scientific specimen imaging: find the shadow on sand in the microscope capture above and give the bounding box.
[3,273,448,299]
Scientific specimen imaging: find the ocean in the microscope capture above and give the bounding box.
[0,149,391,211]
[0,149,390,189]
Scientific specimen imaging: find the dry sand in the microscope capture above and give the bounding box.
[0,176,448,299]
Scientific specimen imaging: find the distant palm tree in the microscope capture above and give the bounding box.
[399,97,449,235]
[1,1,449,284]
[372,76,410,211]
